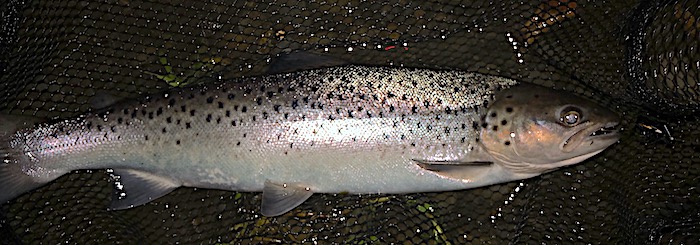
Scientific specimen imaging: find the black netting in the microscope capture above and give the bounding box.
[1,0,698,244]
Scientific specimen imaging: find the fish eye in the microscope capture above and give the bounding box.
[560,108,581,126]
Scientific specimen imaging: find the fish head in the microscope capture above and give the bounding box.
[479,84,620,174]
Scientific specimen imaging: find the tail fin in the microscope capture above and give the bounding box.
[0,114,46,204]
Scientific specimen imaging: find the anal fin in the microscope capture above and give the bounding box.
[109,169,180,210]
[261,181,314,217]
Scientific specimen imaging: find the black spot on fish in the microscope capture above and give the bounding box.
[181,105,186,112]
[117,118,123,124]
[123,109,129,115]
[505,141,511,145]
[236,141,241,146]
[490,112,497,117]
[228,94,235,100]
[387,92,396,98]
[493,126,498,131]
[186,123,191,129]
[501,120,508,125]
[156,107,163,116]
[252,116,257,121]
[475,137,480,142]
[411,106,418,113]
[86,122,92,130]
[110,126,115,133]
[231,120,237,126]
[234,105,239,111]
[176,140,180,145]
[506,95,513,99]
[471,122,479,130]
[206,114,212,122]
[481,122,488,128]
[145,135,149,141]
[148,112,154,119]
[131,110,137,119]
[241,106,247,113]
[97,125,103,131]
[216,117,221,124]
[461,137,465,143]
[283,113,289,119]
[389,105,395,112]
[226,110,231,117]
[243,133,247,138]
[176,119,181,125]
[162,127,167,133]
[255,97,263,105]
[410,142,416,147]
[190,110,196,116]
[266,91,274,98]
[218,102,224,109]
[168,99,176,106]
[262,112,268,119]
[273,105,281,112]
[506,107,513,113]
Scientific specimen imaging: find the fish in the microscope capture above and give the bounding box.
[0,65,620,216]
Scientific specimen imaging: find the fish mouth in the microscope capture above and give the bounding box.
[562,121,620,152]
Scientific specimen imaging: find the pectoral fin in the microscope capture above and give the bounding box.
[261,181,314,217]
[109,169,181,210]
[414,159,494,180]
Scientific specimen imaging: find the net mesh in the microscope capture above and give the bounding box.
[1,0,698,244]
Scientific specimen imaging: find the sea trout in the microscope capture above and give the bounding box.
[0,66,620,216]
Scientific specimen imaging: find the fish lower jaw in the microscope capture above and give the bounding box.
[493,148,606,176]
[562,122,620,152]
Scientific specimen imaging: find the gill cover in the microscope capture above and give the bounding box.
[479,84,620,174]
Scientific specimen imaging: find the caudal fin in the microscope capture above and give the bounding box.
[0,114,47,204]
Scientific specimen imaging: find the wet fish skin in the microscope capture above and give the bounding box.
[0,66,620,216]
